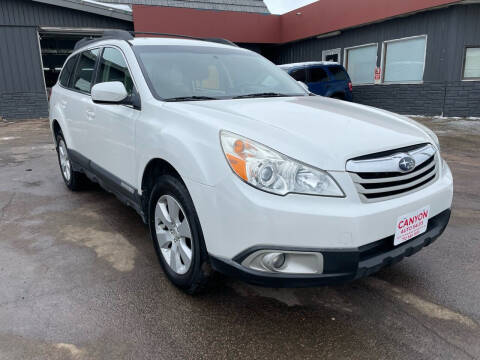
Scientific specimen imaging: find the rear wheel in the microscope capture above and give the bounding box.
[55,133,85,191]
[148,175,211,294]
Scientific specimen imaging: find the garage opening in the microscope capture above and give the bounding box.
[38,27,105,96]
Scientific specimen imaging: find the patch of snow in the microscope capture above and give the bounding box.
[83,0,132,12]
[0,137,19,141]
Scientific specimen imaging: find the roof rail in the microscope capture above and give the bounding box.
[133,31,238,47]
[73,30,134,50]
[73,29,238,51]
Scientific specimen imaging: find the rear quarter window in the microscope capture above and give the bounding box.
[289,68,306,82]
[328,66,349,81]
[59,55,78,88]
[309,67,328,82]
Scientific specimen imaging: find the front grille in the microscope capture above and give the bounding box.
[346,143,439,202]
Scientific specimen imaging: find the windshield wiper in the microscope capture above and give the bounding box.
[164,96,218,102]
[233,92,292,99]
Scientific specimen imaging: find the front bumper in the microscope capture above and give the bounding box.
[185,161,453,260]
[210,209,451,287]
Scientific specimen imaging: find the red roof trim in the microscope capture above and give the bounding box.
[133,0,462,44]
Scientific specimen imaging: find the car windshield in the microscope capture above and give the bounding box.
[133,45,307,101]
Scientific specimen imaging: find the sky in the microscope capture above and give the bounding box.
[263,0,318,14]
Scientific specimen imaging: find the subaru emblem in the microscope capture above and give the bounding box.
[398,156,416,172]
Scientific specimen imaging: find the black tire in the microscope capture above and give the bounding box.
[148,175,212,294]
[331,94,345,100]
[55,133,86,191]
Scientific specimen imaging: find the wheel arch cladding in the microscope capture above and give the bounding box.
[141,158,185,199]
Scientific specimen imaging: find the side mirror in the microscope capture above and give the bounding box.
[297,81,309,92]
[91,81,128,104]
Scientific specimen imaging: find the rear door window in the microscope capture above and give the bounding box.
[71,49,100,93]
[309,67,329,83]
[59,55,78,88]
[289,68,306,82]
[328,66,349,81]
[96,47,134,95]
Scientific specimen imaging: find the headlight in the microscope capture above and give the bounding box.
[220,131,344,197]
[425,128,441,152]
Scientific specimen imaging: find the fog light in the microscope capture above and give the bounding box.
[241,250,324,274]
[262,252,286,271]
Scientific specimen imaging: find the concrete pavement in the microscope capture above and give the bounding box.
[0,117,479,359]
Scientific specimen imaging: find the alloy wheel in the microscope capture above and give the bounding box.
[154,195,193,275]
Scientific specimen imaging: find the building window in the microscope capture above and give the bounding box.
[322,48,341,63]
[382,35,427,83]
[344,44,377,84]
[463,47,480,80]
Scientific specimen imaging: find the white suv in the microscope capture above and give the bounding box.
[49,31,453,293]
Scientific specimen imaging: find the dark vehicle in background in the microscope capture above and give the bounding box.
[279,62,353,101]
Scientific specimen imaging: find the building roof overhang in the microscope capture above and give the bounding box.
[32,0,133,22]
[134,0,466,44]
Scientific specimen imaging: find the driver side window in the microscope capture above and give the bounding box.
[96,47,135,95]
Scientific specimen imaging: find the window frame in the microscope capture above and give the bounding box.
[462,46,480,81]
[94,45,139,95]
[69,47,101,95]
[343,43,378,85]
[380,34,428,84]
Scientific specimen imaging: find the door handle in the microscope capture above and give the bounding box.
[86,110,95,120]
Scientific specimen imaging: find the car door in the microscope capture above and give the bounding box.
[55,54,79,149]
[67,48,101,159]
[306,66,329,96]
[88,46,140,188]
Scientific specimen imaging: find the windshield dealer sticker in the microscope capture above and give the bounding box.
[394,206,430,246]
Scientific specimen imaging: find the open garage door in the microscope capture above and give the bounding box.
[38,27,106,96]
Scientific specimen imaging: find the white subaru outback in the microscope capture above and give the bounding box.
[49,31,453,294]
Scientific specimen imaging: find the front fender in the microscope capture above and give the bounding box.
[135,114,229,193]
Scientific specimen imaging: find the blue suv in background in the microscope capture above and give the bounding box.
[279,62,353,101]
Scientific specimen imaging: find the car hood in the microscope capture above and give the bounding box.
[176,96,434,171]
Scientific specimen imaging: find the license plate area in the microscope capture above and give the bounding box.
[394,206,430,246]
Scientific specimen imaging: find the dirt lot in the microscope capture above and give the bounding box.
[0,117,479,359]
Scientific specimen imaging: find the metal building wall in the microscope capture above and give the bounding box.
[0,0,132,120]
[265,4,480,117]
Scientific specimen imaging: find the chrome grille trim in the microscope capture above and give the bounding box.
[349,159,436,184]
[346,144,436,174]
[346,144,439,202]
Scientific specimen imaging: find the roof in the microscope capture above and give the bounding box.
[130,36,247,48]
[99,0,269,13]
[279,61,339,69]
[32,0,133,21]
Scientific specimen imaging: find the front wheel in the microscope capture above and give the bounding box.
[148,175,211,294]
